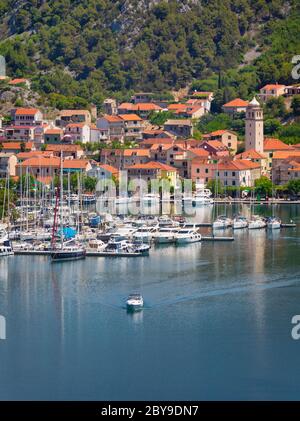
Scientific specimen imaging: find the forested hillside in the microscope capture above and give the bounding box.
[0,0,299,107]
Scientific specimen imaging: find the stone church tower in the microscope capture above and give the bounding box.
[245,97,264,153]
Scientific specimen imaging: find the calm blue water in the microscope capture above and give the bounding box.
[0,204,300,400]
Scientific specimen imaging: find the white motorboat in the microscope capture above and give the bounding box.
[133,225,159,242]
[154,227,180,244]
[0,237,14,256]
[87,239,106,252]
[126,293,143,311]
[233,216,248,229]
[213,216,233,230]
[176,227,201,244]
[267,217,281,230]
[248,216,267,230]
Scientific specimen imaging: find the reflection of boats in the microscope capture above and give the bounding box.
[213,216,232,229]
[176,227,201,244]
[142,193,160,203]
[51,153,86,262]
[233,215,248,229]
[193,189,213,205]
[248,216,266,230]
[267,217,281,230]
[126,293,143,311]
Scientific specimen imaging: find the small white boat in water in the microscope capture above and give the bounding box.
[0,237,14,256]
[233,215,248,229]
[213,216,233,230]
[176,227,201,244]
[267,217,281,230]
[126,293,143,311]
[248,216,266,230]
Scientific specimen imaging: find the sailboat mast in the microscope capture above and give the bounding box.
[60,151,64,248]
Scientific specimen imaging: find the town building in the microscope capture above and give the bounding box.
[44,128,63,143]
[97,115,124,142]
[119,114,144,140]
[126,161,178,186]
[11,108,43,126]
[57,110,91,126]
[163,119,193,138]
[245,97,264,154]
[65,123,90,143]
[222,98,249,115]
[258,84,286,102]
[203,130,238,154]
[0,153,17,177]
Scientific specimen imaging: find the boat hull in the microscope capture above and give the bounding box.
[51,250,86,261]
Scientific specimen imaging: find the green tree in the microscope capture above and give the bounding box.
[291,95,300,116]
[254,176,274,197]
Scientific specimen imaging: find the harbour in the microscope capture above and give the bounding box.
[0,203,300,400]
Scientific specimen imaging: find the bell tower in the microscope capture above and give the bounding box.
[245,97,264,153]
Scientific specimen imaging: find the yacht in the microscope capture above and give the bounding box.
[103,237,147,256]
[158,216,180,227]
[0,238,14,256]
[176,227,201,244]
[213,216,233,229]
[87,239,106,252]
[267,217,281,230]
[248,216,267,230]
[51,243,86,261]
[233,215,248,229]
[133,225,159,242]
[154,227,180,244]
[126,293,144,311]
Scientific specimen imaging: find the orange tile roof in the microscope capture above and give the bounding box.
[136,103,161,111]
[168,103,187,111]
[8,78,28,85]
[63,159,90,169]
[119,114,142,121]
[217,159,260,171]
[19,157,60,167]
[272,151,300,160]
[45,128,63,135]
[206,140,226,149]
[190,148,210,157]
[294,143,300,149]
[235,149,266,159]
[103,115,122,123]
[123,148,150,157]
[66,123,87,128]
[140,138,176,145]
[118,103,135,110]
[98,164,119,175]
[1,142,33,150]
[17,151,52,160]
[46,144,83,152]
[223,98,249,107]
[264,138,292,151]
[261,84,286,91]
[15,108,39,116]
[209,130,235,136]
[127,161,177,171]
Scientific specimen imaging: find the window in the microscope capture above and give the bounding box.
[228,142,231,147]
[205,168,208,174]
[232,180,236,186]
[228,135,231,140]
[232,171,235,176]
[205,177,208,182]
[225,171,227,176]
[196,168,200,174]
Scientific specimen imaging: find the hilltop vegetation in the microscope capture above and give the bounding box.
[0,0,298,107]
